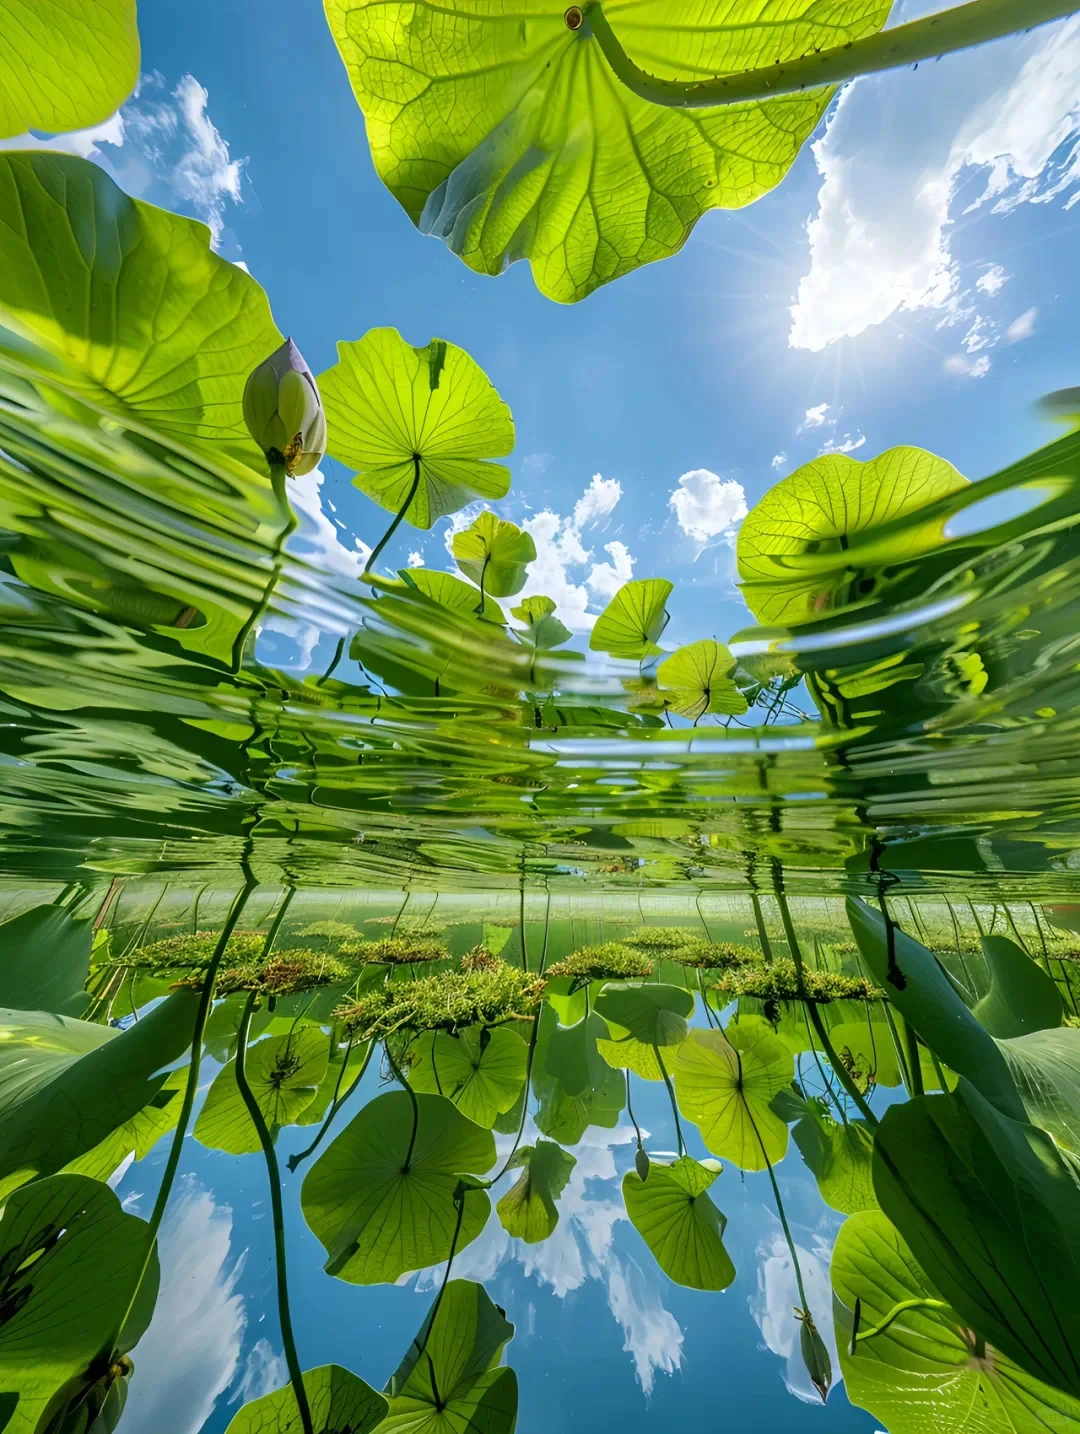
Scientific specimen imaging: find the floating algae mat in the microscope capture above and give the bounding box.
[3,4,1080,1433]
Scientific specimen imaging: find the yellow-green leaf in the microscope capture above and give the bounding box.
[672,1021,792,1171]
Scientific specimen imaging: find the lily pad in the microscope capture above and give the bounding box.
[510,595,572,650]
[793,1102,877,1215]
[593,982,692,1047]
[497,1138,576,1243]
[381,1279,517,1434]
[402,568,505,624]
[672,1021,792,1171]
[453,511,536,598]
[0,1,138,138]
[543,1011,610,1097]
[974,934,1063,1039]
[0,902,91,1015]
[534,1061,625,1145]
[589,580,673,660]
[224,1364,388,1434]
[195,1026,329,1155]
[657,641,747,721]
[623,1155,734,1291]
[0,154,283,464]
[324,0,890,302]
[319,328,514,530]
[301,1090,494,1284]
[408,1024,528,1128]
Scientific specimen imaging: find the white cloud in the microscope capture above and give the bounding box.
[516,474,633,631]
[586,540,634,600]
[771,453,788,471]
[750,1224,843,1405]
[799,402,832,431]
[1007,306,1038,342]
[0,112,125,160]
[406,550,425,567]
[232,1339,288,1407]
[573,473,622,530]
[607,1258,684,1395]
[820,431,866,455]
[976,264,1010,296]
[668,468,748,545]
[945,353,992,379]
[166,75,244,244]
[790,15,1080,352]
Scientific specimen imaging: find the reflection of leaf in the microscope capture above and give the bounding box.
[834,1209,1080,1434]
[0,1173,158,1434]
[320,329,514,529]
[0,992,200,1199]
[593,983,692,1047]
[974,934,1063,1038]
[224,1364,387,1434]
[534,1064,624,1145]
[657,641,747,721]
[543,1012,610,1097]
[589,580,672,660]
[738,448,968,625]
[195,1027,329,1155]
[453,511,536,598]
[793,1105,877,1214]
[302,1090,493,1284]
[672,1022,791,1171]
[0,154,282,464]
[0,903,91,1015]
[403,568,505,624]
[0,2,138,138]
[203,993,274,1063]
[408,1025,527,1128]
[382,1280,517,1434]
[497,1139,576,1243]
[297,1038,371,1128]
[623,1155,734,1291]
[510,595,572,650]
[873,1081,1080,1399]
[324,0,889,302]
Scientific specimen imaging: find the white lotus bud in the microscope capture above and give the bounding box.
[243,338,326,476]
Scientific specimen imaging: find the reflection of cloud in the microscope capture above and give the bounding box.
[233,1338,288,1406]
[749,1222,842,1405]
[123,1178,247,1433]
[607,1257,684,1395]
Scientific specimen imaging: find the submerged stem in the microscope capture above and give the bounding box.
[232,459,296,672]
[654,1045,685,1158]
[582,0,1079,109]
[287,1040,374,1173]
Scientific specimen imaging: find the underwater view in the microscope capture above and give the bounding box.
[4,1,1080,1431]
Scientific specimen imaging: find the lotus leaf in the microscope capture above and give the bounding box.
[543,1011,611,1097]
[593,982,692,1047]
[0,1,138,138]
[403,568,505,624]
[224,1364,388,1434]
[301,1090,494,1283]
[408,1024,528,1128]
[589,579,673,659]
[511,595,572,650]
[319,329,514,530]
[195,1026,329,1155]
[0,903,91,1016]
[497,1138,576,1242]
[623,1155,734,1291]
[453,511,536,598]
[793,1103,877,1214]
[657,641,747,720]
[64,1067,187,1184]
[672,1021,792,1170]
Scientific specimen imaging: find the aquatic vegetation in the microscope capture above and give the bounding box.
[119,930,270,970]
[336,962,546,1037]
[666,940,761,970]
[209,952,351,997]
[623,926,701,953]
[714,961,880,1005]
[337,935,450,964]
[544,944,652,981]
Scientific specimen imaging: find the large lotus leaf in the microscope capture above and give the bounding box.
[319,329,513,530]
[872,1081,1080,1399]
[324,0,891,303]
[974,934,1063,1039]
[657,641,747,721]
[542,1011,610,1097]
[224,1365,387,1434]
[402,568,505,624]
[510,595,572,650]
[623,1155,734,1291]
[382,1279,517,1434]
[64,1067,187,1184]
[0,991,200,1199]
[0,1,138,138]
[195,1027,329,1155]
[0,1173,158,1434]
[301,1090,494,1284]
[0,903,91,1015]
[832,1209,1080,1434]
[672,1021,791,1171]
[589,580,673,660]
[738,448,968,625]
[408,1025,527,1128]
[453,511,536,598]
[592,983,692,1051]
[0,154,283,464]
[793,1104,877,1215]
[497,1138,576,1243]
[595,1023,674,1082]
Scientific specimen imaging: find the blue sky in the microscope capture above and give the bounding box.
[10,0,1080,660]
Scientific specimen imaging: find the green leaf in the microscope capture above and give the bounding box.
[1000,1027,1080,1156]
[0,154,283,465]
[656,641,747,720]
[974,934,1063,1038]
[0,1,138,138]
[324,0,889,303]
[589,579,673,660]
[542,1011,610,1097]
[453,511,536,598]
[319,329,514,530]
[738,448,969,625]
[301,1090,494,1284]
[402,568,505,624]
[0,1173,158,1434]
[595,1026,673,1082]
[0,903,91,1015]
[593,982,692,1047]
[297,1038,372,1128]
[623,1155,735,1291]
[203,993,274,1063]
[497,1138,576,1243]
[672,1021,792,1171]
[63,1067,187,1183]
[510,595,572,650]
[534,1061,625,1144]
[408,1025,528,1128]
[825,1018,903,1090]
[0,991,200,1199]
[793,1104,877,1214]
[872,1080,1080,1399]
[224,1365,388,1434]
[833,1209,1080,1434]
[195,1026,329,1155]
[382,1279,517,1434]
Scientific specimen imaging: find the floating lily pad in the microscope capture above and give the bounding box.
[793,1103,877,1215]
[672,1021,792,1171]
[589,580,672,659]
[402,568,505,624]
[408,1024,528,1128]
[497,1139,576,1243]
[453,512,536,598]
[593,982,692,1047]
[0,1,138,138]
[623,1154,734,1291]
[195,1026,329,1155]
[657,641,747,720]
[511,595,572,650]
[224,1364,388,1434]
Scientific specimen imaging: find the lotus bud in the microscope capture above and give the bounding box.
[797,1308,832,1403]
[243,338,326,476]
[635,1146,650,1182]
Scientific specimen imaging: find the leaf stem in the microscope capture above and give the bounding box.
[286,1040,374,1173]
[654,1044,685,1158]
[581,0,1079,109]
[385,1040,421,1171]
[232,458,296,672]
[363,455,421,576]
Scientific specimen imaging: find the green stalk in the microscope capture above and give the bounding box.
[286,1041,374,1173]
[902,1015,925,1097]
[363,456,421,577]
[852,1296,951,1347]
[654,1045,686,1157]
[231,458,296,672]
[581,0,1079,109]
[750,892,774,961]
[235,990,314,1434]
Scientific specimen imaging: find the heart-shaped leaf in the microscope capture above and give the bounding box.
[224,1364,388,1434]
[589,579,672,659]
[195,1026,329,1155]
[0,2,138,138]
[453,511,536,598]
[672,1021,792,1171]
[407,1024,528,1128]
[623,1154,734,1291]
[657,640,747,720]
[497,1138,576,1242]
[511,595,572,650]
